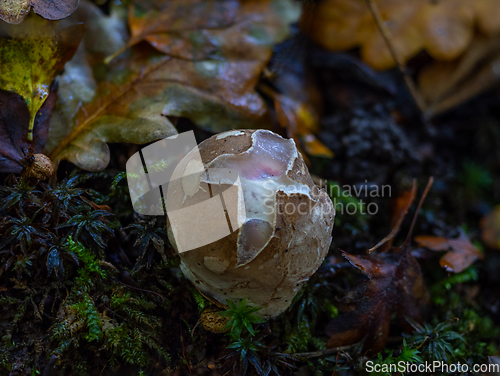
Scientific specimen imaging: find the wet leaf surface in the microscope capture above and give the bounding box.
[48,0,300,171]
[107,0,239,61]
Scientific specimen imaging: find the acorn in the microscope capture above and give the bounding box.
[24,153,54,181]
[200,306,230,333]
[166,129,334,318]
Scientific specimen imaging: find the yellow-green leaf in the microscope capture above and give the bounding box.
[0,17,85,140]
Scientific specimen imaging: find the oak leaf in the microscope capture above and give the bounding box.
[0,0,79,24]
[415,232,483,273]
[0,17,84,141]
[304,0,500,70]
[47,0,300,171]
[106,0,239,62]
[325,182,430,355]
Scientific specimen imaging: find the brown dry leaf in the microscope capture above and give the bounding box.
[326,247,430,354]
[415,232,484,273]
[325,180,430,354]
[481,206,500,250]
[304,0,500,70]
[47,0,300,171]
[259,37,333,160]
[106,0,239,62]
[0,0,79,24]
[261,86,333,159]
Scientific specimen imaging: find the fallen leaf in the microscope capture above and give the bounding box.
[415,232,484,273]
[0,88,56,174]
[106,0,239,62]
[303,0,500,70]
[326,247,430,355]
[325,180,431,355]
[0,17,84,140]
[72,0,128,63]
[47,0,300,171]
[0,0,79,24]
[261,87,333,159]
[260,35,333,160]
[481,206,500,250]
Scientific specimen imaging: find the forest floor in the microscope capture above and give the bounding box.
[0,1,500,375]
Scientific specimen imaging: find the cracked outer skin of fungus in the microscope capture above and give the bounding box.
[166,129,335,319]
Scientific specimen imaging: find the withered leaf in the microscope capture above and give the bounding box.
[260,84,333,160]
[106,0,239,62]
[261,38,333,160]
[415,232,483,273]
[0,88,56,174]
[325,181,431,355]
[326,247,430,355]
[48,0,300,171]
[0,17,85,141]
[0,0,79,24]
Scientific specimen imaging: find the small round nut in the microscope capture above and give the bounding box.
[26,153,54,180]
[200,306,230,333]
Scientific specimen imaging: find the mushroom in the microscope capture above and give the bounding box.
[166,129,334,319]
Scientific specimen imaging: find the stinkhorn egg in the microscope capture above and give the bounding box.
[166,129,334,318]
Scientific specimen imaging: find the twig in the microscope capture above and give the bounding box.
[180,323,192,373]
[116,280,165,300]
[403,176,434,246]
[364,0,427,112]
[367,180,417,254]
[293,344,356,359]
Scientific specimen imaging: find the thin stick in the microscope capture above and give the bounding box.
[367,180,417,254]
[117,280,165,300]
[293,344,356,359]
[365,0,427,112]
[403,176,434,246]
[180,323,192,373]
